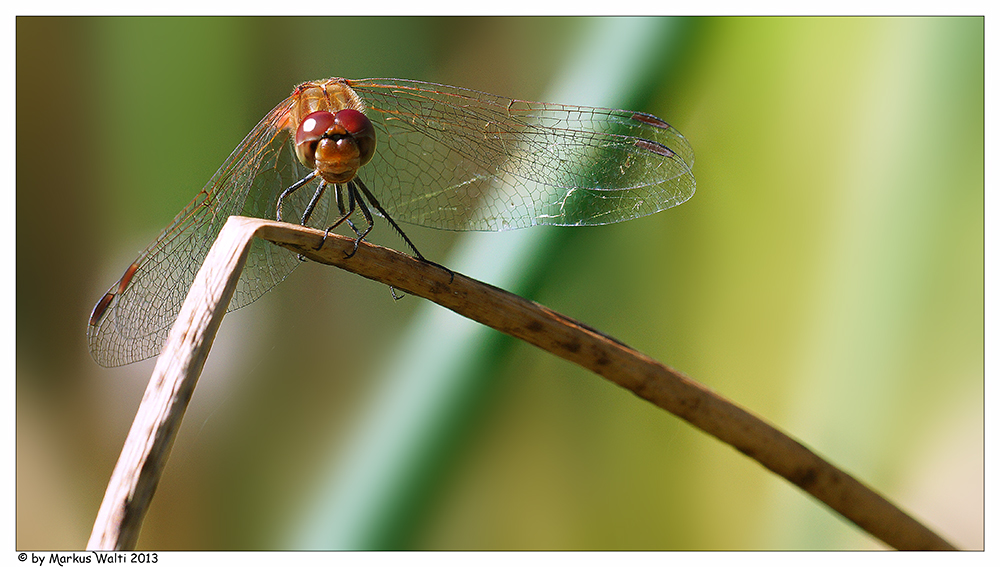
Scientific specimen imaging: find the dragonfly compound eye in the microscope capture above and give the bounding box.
[294,110,337,169]
[334,109,376,167]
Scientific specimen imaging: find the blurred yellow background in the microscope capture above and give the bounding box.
[16,17,983,550]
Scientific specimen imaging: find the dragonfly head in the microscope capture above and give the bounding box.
[294,109,376,184]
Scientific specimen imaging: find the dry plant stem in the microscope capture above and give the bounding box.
[87,217,260,550]
[89,216,956,551]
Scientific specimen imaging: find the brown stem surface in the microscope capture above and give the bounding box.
[88,217,956,551]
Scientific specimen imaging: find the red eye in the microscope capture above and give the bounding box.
[334,109,367,134]
[295,110,336,146]
[335,109,376,166]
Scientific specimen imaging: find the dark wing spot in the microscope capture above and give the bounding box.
[635,139,675,158]
[630,112,671,129]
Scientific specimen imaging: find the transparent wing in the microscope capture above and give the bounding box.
[88,77,696,367]
[349,78,695,231]
[87,96,323,367]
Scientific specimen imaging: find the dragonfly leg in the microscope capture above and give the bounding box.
[300,180,328,226]
[341,181,374,259]
[343,181,411,300]
[317,183,363,253]
[353,177,422,260]
[354,177,454,283]
[335,184,363,237]
[276,171,318,222]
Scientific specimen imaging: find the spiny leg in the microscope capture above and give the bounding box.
[335,183,363,238]
[276,171,318,222]
[325,183,356,233]
[316,182,369,256]
[300,180,328,226]
[304,175,454,286]
[354,177,454,282]
[349,180,417,299]
[341,181,375,259]
[353,177,425,261]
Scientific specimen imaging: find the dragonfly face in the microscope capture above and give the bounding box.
[294,109,376,184]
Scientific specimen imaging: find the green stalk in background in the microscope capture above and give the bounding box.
[291,17,695,550]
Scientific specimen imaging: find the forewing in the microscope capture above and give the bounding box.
[87,96,319,367]
[349,78,695,231]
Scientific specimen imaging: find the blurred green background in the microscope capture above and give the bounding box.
[16,17,983,550]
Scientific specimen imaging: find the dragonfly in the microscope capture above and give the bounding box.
[88,77,696,367]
